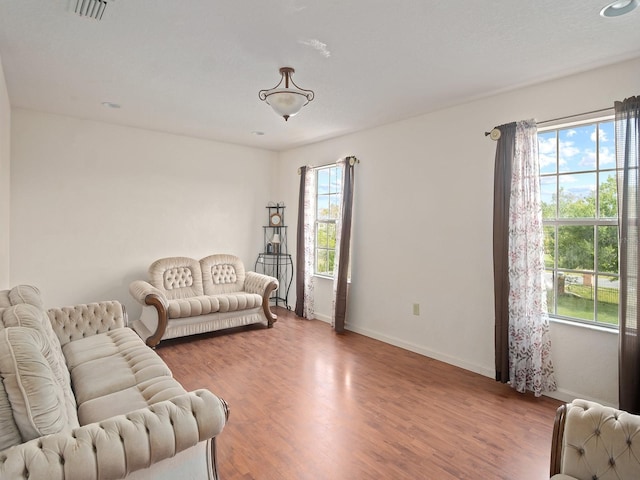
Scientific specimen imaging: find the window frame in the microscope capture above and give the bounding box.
[538,115,619,329]
[314,164,343,278]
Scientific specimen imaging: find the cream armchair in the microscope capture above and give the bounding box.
[551,399,640,480]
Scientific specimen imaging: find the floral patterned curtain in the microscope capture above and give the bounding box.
[294,166,316,319]
[508,120,557,396]
[494,120,557,397]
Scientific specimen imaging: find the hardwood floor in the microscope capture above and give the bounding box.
[157,307,562,480]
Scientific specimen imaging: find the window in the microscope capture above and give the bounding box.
[315,164,343,276]
[539,118,619,327]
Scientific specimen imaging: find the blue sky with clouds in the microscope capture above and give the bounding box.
[316,165,342,219]
[538,120,615,217]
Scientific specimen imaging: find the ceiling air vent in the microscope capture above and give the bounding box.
[74,0,109,20]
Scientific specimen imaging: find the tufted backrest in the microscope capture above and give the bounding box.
[47,301,125,346]
[200,254,246,295]
[148,257,204,300]
[552,399,640,480]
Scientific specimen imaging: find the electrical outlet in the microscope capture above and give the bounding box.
[412,303,420,316]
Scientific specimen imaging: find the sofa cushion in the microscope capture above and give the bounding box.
[78,376,187,425]
[7,284,45,309]
[64,328,173,408]
[149,256,204,300]
[167,293,263,319]
[0,375,22,451]
[0,291,10,309]
[201,254,245,295]
[0,284,44,311]
[0,327,72,441]
[0,304,79,430]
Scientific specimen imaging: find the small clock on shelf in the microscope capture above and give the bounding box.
[269,212,282,227]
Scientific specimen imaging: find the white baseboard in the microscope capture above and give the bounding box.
[344,323,494,379]
[542,387,616,408]
[343,323,616,408]
[313,312,332,323]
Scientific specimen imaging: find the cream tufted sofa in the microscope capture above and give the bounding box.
[0,285,229,480]
[550,399,640,480]
[129,254,278,348]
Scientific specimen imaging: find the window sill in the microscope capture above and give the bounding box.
[549,316,618,335]
[314,274,333,280]
[313,274,351,284]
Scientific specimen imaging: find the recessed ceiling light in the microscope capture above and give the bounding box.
[101,101,121,109]
[600,0,639,17]
[251,131,265,136]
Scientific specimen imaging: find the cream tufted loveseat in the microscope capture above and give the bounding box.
[129,254,278,348]
[0,285,228,480]
[550,399,640,480]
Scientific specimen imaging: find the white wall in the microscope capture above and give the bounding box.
[277,58,640,407]
[7,58,637,406]
[0,56,10,289]
[10,109,277,317]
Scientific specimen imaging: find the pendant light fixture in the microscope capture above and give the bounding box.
[259,67,315,121]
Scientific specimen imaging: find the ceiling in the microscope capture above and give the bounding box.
[1,0,639,151]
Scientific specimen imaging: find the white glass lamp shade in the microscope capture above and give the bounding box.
[259,67,315,121]
[272,234,281,244]
[265,90,308,119]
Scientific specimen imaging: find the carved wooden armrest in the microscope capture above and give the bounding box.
[143,293,169,348]
[129,281,169,348]
[550,403,567,476]
[245,272,279,327]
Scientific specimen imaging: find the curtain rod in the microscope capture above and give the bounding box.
[297,156,359,175]
[484,106,614,139]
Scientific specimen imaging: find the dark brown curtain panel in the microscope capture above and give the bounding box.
[493,122,517,384]
[295,166,308,318]
[616,96,640,413]
[334,158,356,333]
